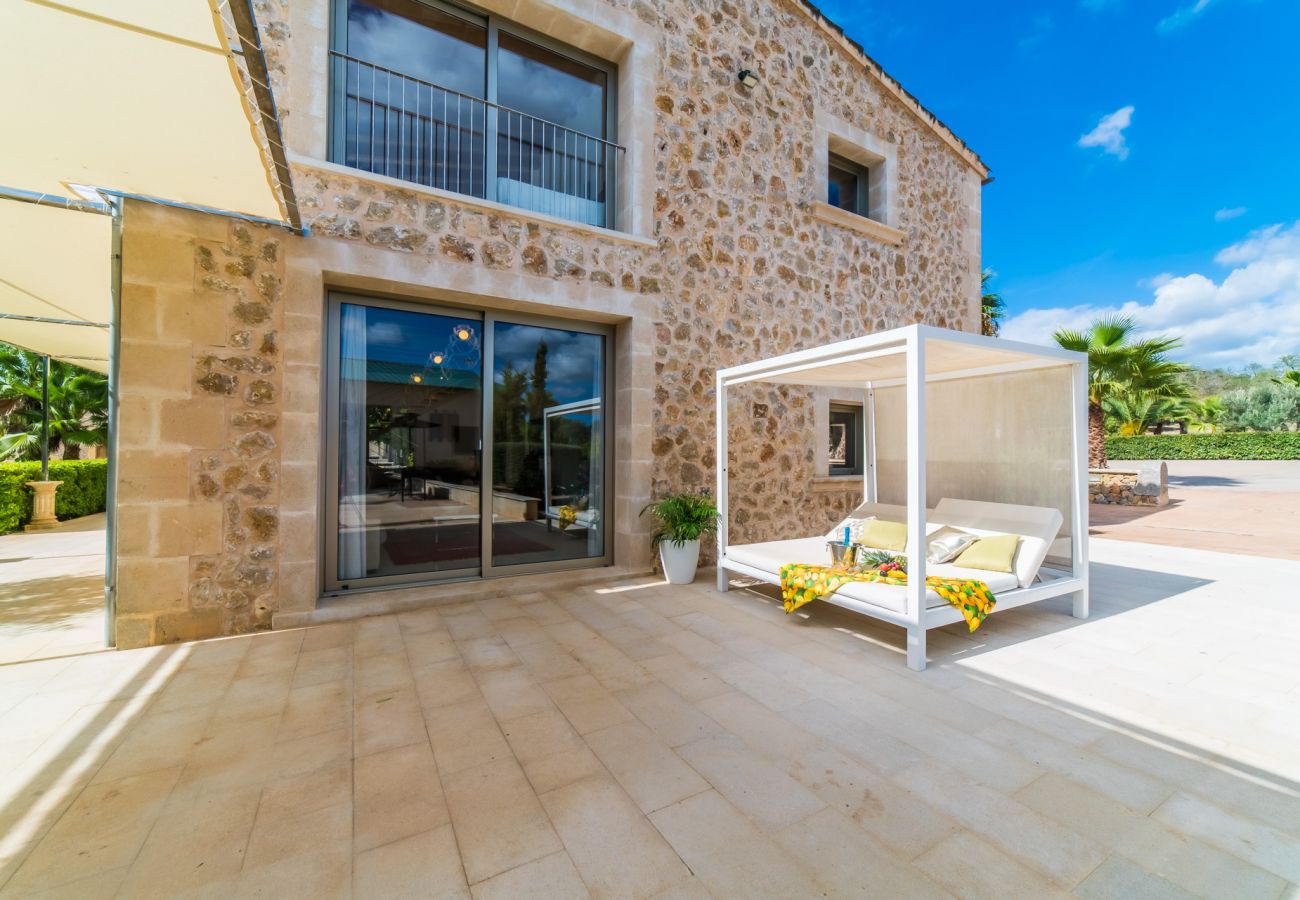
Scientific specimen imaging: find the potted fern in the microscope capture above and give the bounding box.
[641,491,719,584]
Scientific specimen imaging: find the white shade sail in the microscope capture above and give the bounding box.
[0,200,113,372]
[0,0,296,368]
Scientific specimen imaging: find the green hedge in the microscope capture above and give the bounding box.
[1106,433,1300,460]
[0,459,109,534]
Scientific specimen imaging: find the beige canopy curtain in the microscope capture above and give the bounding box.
[0,0,300,646]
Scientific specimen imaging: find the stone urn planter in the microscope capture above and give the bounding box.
[24,480,62,531]
[641,491,719,587]
[658,538,702,585]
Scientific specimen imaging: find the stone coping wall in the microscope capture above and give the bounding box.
[1089,463,1168,506]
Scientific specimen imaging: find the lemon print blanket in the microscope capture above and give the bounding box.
[778,563,996,632]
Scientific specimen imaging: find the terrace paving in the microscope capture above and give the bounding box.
[1,537,1298,898]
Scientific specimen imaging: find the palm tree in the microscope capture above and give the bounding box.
[1273,370,1300,389]
[1053,316,1188,469]
[1190,395,1223,433]
[0,343,108,461]
[980,270,1005,337]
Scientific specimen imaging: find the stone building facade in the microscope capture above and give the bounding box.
[112,0,985,647]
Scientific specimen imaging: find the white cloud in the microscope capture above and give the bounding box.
[1214,206,1246,222]
[1000,222,1300,369]
[1078,106,1135,160]
[1158,0,1215,31]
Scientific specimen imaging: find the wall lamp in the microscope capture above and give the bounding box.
[737,69,759,88]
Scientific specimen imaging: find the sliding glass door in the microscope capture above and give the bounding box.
[488,320,606,569]
[325,294,610,592]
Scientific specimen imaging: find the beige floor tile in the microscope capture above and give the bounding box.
[1152,792,1300,884]
[470,850,589,900]
[541,774,690,898]
[1015,773,1290,899]
[442,756,563,885]
[675,734,825,832]
[290,646,351,689]
[778,808,952,899]
[648,790,825,899]
[639,654,732,702]
[237,845,351,899]
[1072,855,1198,900]
[913,830,1068,899]
[403,629,460,667]
[583,720,708,813]
[278,679,350,743]
[17,865,129,900]
[413,657,482,710]
[425,697,513,776]
[354,741,449,852]
[354,825,468,899]
[522,746,607,797]
[474,667,556,721]
[782,743,957,859]
[509,637,589,683]
[256,763,351,826]
[896,761,1108,887]
[648,876,715,899]
[543,674,636,735]
[115,788,261,898]
[457,636,521,673]
[243,799,351,870]
[354,686,426,757]
[3,767,182,895]
[614,683,721,748]
[354,650,415,699]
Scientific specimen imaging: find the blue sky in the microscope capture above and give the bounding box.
[815,0,1300,369]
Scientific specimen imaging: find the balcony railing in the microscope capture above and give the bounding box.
[329,51,623,230]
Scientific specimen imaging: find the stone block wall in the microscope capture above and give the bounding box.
[116,205,299,648]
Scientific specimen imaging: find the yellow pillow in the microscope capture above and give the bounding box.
[953,533,1020,573]
[857,519,908,552]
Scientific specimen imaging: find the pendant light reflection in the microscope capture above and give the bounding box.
[410,323,481,386]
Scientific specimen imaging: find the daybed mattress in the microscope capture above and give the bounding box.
[724,537,1020,614]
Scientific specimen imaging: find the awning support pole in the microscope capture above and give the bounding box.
[905,334,927,671]
[40,355,50,481]
[864,383,877,503]
[104,201,122,647]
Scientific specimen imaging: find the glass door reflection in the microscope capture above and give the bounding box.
[490,321,605,568]
[336,303,482,583]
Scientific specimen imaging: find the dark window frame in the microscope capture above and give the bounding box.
[828,402,865,477]
[328,0,620,227]
[827,152,871,219]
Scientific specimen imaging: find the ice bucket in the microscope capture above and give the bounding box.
[826,541,857,566]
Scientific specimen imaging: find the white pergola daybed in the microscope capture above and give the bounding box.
[715,324,1089,671]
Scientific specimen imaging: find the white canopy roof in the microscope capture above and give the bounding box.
[716,324,1081,389]
[0,0,297,370]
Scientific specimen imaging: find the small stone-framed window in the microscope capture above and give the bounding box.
[827,153,869,218]
[813,114,902,244]
[828,403,864,476]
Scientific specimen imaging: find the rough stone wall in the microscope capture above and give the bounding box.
[1090,466,1168,507]
[116,0,983,646]
[254,0,981,553]
[116,206,289,648]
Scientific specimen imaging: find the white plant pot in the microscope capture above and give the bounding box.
[658,538,701,585]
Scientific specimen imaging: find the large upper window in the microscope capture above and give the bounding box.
[330,0,619,228]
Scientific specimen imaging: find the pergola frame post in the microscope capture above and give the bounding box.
[904,333,927,670]
[1070,359,1090,618]
[715,368,729,592]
